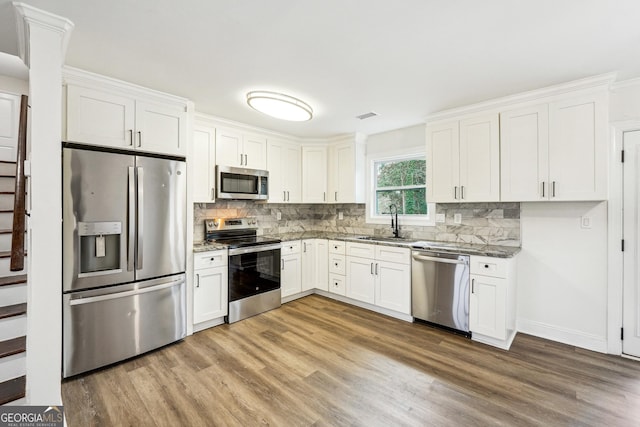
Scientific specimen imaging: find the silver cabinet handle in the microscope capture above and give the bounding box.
[196,273,200,288]
[335,191,337,201]
[136,166,144,270]
[375,263,378,275]
[137,131,142,147]
[471,278,475,294]
[370,263,374,275]
[552,181,556,197]
[244,154,248,165]
[303,242,307,253]
[323,192,326,201]
[287,191,290,201]
[541,181,545,198]
[240,154,243,165]
[283,190,286,201]
[127,166,135,271]
[281,258,284,270]
[129,129,134,146]
[211,187,215,200]
[461,186,465,200]
[454,186,458,200]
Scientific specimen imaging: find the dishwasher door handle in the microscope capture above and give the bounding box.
[412,253,468,265]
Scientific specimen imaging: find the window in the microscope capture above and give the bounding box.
[366,152,435,226]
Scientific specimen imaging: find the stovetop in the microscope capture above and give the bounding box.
[204,217,280,248]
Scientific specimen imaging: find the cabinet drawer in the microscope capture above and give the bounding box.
[328,274,346,296]
[281,240,301,255]
[470,255,507,278]
[194,250,228,270]
[346,242,375,259]
[328,240,345,255]
[329,255,345,275]
[375,245,410,264]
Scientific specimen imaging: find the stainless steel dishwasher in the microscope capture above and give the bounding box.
[411,250,470,337]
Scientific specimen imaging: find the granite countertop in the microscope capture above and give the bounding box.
[194,231,520,258]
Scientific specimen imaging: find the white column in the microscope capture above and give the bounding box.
[13,2,73,405]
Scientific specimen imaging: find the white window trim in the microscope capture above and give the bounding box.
[365,149,436,227]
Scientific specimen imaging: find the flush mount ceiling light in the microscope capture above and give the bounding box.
[246,91,313,121]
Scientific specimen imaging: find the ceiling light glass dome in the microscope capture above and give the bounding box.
[246,91,313,121]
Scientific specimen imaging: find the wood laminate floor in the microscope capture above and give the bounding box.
[62,295,640,426]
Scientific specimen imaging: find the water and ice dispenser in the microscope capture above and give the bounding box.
[77,221,122,276]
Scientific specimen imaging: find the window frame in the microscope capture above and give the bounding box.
[365,149,436,227]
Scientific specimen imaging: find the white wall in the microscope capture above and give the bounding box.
[365,123,424,155]
[517,202,608,352]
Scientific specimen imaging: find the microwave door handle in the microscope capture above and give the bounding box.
[136,166,144,270]
[127,166,135,271]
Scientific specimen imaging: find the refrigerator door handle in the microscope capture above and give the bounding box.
[68,278,184,306]
[127,166,135,271]
[136,166,144,270]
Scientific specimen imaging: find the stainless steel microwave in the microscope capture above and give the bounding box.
[216,165,269,200]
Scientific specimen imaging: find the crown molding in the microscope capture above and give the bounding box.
[425,72,617,123]
[13,2,74,68]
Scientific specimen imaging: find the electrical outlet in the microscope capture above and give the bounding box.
[581,216,592,229]
[454,213,462,224]
[435,213,445,223]
[338,211,344,220]
[276,212,282,221]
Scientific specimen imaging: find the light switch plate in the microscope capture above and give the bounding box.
[454,213,462,224]
[435,213,445,223]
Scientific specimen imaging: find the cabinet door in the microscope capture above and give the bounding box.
[345,256,375,304]
[459,113,500,202]
[283,143,302,203]
[135,101,187,156]
[193,266,228,323]
[267,140,287,203]
[500,105,549,201]
[0,93,20,162]
[301,240,316,291]
[193,125,216,202]
[426,121,459,202]
[66,85,135,149]
[330,142,356,203]
[469,274,506,339]
[243,134,267,169]
[315,239,329,291]
[216,128,243,167]
[548,93,607,201]
[281,254,302,298]
[375,261,410,314]
[302,146,328,203]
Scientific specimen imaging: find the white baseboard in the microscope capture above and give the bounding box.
[517,318,608,353]
[193,317,225,333]
[281,289,314,304]
[315,290,413,323]
[472,329,517,350]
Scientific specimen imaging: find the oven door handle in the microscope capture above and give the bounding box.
[228,243,282,256]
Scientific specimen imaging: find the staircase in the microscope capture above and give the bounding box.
[0,95,28,406]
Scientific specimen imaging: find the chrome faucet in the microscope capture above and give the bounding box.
[389,204,399,238]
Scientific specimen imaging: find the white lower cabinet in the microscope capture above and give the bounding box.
[301,239,327,291]
[345,242,411,315]
[281,241,302,298]
[469,255,518,350]
[193,250,228,324]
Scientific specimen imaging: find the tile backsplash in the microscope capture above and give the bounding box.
[194,201,520,247]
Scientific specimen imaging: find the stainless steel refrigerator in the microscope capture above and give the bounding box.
[62,145,187,377]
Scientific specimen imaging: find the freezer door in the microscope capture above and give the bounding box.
[62,147,136,292]
[134,156,186,280]
[62,274,186,377]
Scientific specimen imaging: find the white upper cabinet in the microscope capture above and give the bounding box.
[192,123,216,203]
[302,145,328,203]
[427,113,499,203]
[500,91,607,201]
[328,136,366,203]
[547,93,607,201]
[500,104,549,201]
[65,78,188,157]
[215,128,267,170]
[267,139,301,203]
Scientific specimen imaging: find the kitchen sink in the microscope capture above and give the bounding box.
[354,236,410,243]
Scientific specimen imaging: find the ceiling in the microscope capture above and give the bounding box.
[1,0,640,138]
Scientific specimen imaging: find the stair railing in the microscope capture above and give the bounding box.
[10,95,27,272]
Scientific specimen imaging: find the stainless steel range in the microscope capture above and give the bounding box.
[205,218,281,323]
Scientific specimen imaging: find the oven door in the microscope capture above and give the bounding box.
[228,244,281,302]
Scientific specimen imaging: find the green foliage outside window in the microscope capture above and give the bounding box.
[375,158,427,215]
